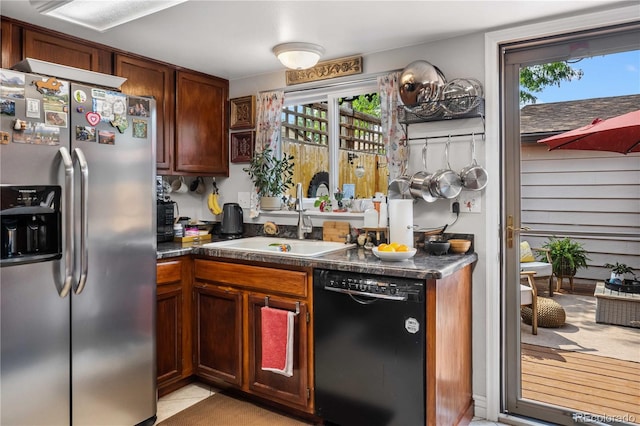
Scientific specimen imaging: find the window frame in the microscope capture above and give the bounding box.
[283,80,379,201]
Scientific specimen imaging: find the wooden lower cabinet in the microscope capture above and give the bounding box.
[193,259,313,413]
[156,257,193,397]
[193,284,242,386]
[247,294,309,408]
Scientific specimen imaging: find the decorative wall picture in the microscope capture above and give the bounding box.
[230,95,255,130]
[286,55,363,85]
[230,131,254,163]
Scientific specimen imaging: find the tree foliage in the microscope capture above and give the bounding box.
[520,62,583,104]
[351,93,381,117]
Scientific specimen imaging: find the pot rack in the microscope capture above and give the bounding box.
[399,97,486,143]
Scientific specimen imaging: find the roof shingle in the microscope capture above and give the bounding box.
[520,94,640,135]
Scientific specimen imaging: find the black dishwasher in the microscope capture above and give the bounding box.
[313,269,425,426]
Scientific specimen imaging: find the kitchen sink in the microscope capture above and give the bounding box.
[202,236,354,257]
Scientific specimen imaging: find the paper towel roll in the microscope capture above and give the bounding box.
[388,199,414,247]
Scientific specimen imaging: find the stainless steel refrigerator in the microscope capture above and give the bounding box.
[1,63,156,425]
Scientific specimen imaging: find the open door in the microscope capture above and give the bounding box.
[502,24,640,425]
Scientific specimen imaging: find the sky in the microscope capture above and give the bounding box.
[531,50,640,104]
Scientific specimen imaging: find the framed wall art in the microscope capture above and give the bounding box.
[230,95,255,130]
[230,131,254,163]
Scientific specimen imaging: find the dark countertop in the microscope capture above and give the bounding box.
[158,240,477,280]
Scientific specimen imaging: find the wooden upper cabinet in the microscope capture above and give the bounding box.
[1,20,21,69]
[175,71,229,176]
[115,54,175,171]
[23,29,111,73]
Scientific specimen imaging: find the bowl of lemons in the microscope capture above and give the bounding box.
[372,242,417,261]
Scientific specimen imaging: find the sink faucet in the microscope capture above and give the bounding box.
[296,183,313,239]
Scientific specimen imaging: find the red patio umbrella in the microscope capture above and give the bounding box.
[537,109,640,155]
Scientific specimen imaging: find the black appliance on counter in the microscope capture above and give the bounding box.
[221,203,243,238]
[313,269,425,426]
[157,200,175,242]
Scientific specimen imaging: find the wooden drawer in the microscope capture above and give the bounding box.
[194,260,307,298]
[157,260,182,285]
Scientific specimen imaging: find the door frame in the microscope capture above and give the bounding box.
[482,5,639,422]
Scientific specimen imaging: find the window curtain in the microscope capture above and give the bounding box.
[249,90,285,217]
[255,90,285,155]
[378,72,407,180]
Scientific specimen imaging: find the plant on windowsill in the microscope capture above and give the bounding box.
[314,194,332,212]
[243,147,295,210]
[542,236,590,278]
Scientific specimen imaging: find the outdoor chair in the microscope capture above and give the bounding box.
[520,271,538,335]
[520,241,555,296]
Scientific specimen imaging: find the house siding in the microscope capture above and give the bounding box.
[521,144,640,283]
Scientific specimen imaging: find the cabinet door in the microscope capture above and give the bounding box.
[157,282,183,385]
[115,54,175,171]
[175,71,229,176]
[157,258,193,397]
[24,29,111,73]
[1,19,21,69]
[194,284,242,386]
[247,294,310,409]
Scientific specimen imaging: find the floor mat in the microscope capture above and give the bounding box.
[157,392,311,426]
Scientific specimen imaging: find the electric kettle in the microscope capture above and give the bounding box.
[221,203,243,236]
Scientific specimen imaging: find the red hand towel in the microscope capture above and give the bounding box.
[261,306,294,377]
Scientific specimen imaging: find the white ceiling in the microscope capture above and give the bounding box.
[0,1,630,81]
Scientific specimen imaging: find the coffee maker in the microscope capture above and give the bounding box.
[1,185,62,265]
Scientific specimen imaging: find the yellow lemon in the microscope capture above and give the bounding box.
[396,244,409,252]
[388,242,400,249]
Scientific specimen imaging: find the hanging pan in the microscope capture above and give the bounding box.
[460,133,488,190]
[429,136,462,199]
[409,139,438,202]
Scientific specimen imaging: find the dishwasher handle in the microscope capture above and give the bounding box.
[323,285,408,301]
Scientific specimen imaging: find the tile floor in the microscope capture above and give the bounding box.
[155,382,503,425]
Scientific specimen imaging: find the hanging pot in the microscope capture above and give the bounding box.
[429,137,462,199]
[460,133,488,190]
[409,141,437,202]
[388,175,412,199]
[409,171,430,200]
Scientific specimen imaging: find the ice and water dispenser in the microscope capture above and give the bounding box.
[1,186,62,265]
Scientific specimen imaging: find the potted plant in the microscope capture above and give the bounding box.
[542,237,590,278]
[314,194,332,212]
[603,262,635,282]
[243,147,295,210]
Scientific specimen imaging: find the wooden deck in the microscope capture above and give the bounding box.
[522,343,640,422]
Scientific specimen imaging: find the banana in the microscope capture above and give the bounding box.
[208,192,222,215]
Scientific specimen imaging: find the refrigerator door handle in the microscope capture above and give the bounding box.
[58,147,74,298]
[72,148,89,295]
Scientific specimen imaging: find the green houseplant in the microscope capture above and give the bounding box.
[542,237,590,277]
[603,262,635,281]
[314,194,332,212]
[243,147,295,209]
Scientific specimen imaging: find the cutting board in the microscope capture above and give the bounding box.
[323,221,350,242]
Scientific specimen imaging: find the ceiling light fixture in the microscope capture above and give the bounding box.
[272,42,325,70]
[31,0,188,32]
